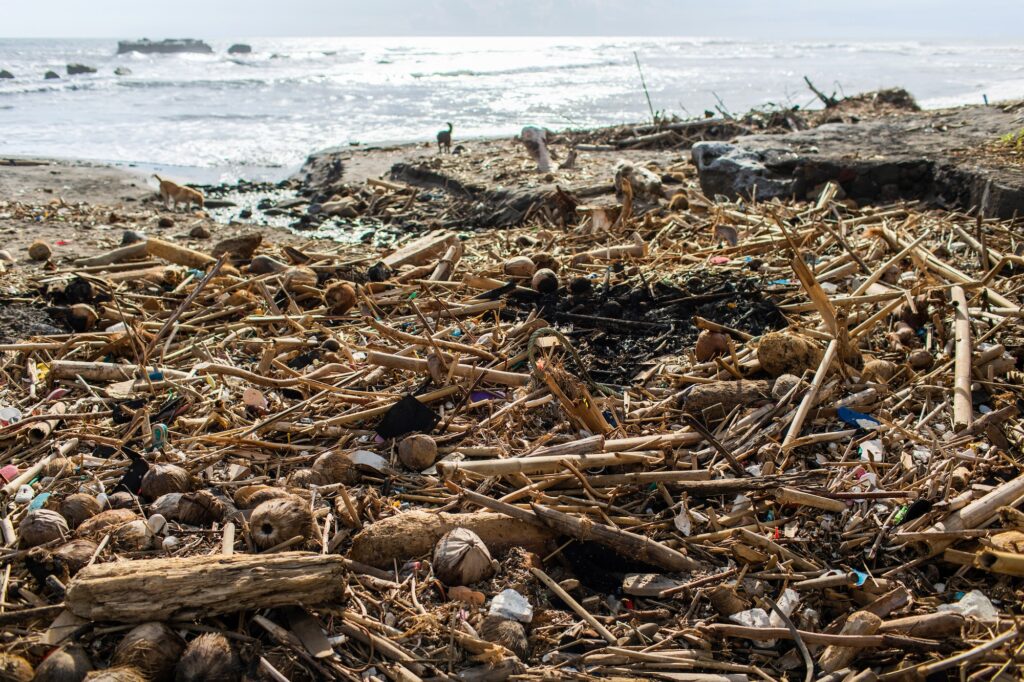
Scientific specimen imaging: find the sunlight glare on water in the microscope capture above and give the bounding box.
[0,36,1021,178]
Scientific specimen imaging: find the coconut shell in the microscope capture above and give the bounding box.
[25,546,71,589]
[694,330,729,362]
[139,463,193,500]
[0,653,33,681]
[528,253,559,273]
[282,266,317,292]
[32,644,93,682]
[861,359,899,384]
[112,623,185,682]
[398,434,437,471]
[285,468,323,488]
[53,539,98,575]
[107,491,137,509]
[42,457,75,478]
[83,667,147,682]
[530,268,558,294]
[77,508,139,539]
[908,349,934,371]
[174,633,242,682]
[68,304,99,333]
[233,485,291,510]
[432,528,496,586]
[892,321,916,346]
[480,616,530,661]
[312,451,360,485]
[18,509,69,548]
[756,332,824,378]
[61,493,102,529]
[249,496,312,551]
[503,256,535,279]
[28,239,52,261]
[175,490,227,526]
[325,281,357,315]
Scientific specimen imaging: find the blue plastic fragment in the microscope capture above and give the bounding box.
[838,406,880,430]
[770,279,790,285]
[148,371,164,381]
[853,570,868,586]
[28,492,50,510]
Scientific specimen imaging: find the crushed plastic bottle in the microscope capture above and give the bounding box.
[489,588,533,623]
[768,588,800,629]
[937,589,999,623]
[730,607,772,644]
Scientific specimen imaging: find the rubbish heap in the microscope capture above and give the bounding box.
[1,159,1023,681]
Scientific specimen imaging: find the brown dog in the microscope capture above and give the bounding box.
[153,175,204,211]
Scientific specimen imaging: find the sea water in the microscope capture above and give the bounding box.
[0,37,1021,181]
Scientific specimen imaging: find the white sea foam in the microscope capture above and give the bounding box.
[0,37,1020,181]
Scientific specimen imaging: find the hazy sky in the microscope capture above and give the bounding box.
[3,0,1022,40]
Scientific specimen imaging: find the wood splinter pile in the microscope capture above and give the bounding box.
[1,173,1023,681]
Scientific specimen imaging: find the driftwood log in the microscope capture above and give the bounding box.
[348,510,555,568]
[65,552,347,622]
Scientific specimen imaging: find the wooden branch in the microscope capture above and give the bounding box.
[531,566,616,643]
[904,472,1024,557]
[782,338,838,450]
[65,552,347,622]
[530,502,701,571]
[365,350,529,387]
[146,237,218,269]
[437,451,657,477]
[951,285,973,431]
[383,232,458,269]
[705,624,937,650]
[348,509,554,568]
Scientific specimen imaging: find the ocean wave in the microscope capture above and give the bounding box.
[414,59,618,79]
[162,112,280,122]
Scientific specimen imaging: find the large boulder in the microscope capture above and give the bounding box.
[67,64,97,75]
[44,70,60,80]
[114,67,132,76]
[0,70,14,79]
[117,38,213,54]
[691,103,1024,218]
[227,43,252,55]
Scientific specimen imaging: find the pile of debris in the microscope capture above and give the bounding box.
[1,150,1023,682]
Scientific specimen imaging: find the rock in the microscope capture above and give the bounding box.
[117,39,213,55]
[121,230,146,245]
[692,103,1024,218]
[691,142,794,201]
[44,71,60,80]
[189,225,211,239]
[157,217,174,228]
[0,70,14,79]
[114,67,132,76]
[66,64,97,75]
[227,43,252,54]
